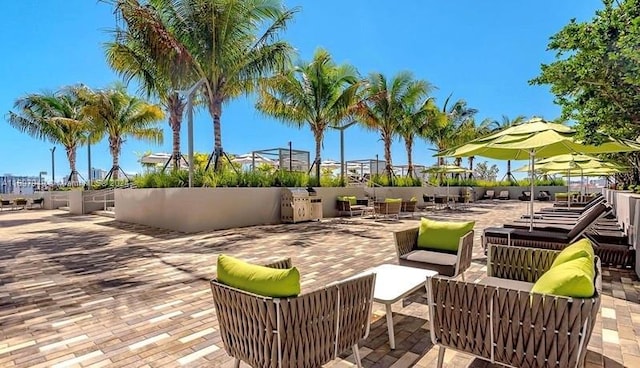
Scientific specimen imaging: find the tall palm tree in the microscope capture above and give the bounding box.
[82,86,164,180]
[397,95,434,178]
[488,115,526,182]
[106,25,187,170]
[256,49,360,183]
[421,95,478,166]
[7,87,91,184]
[354,72,430,178]
[114,0,298,170]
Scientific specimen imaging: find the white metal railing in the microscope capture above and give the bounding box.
[83,188,115,211]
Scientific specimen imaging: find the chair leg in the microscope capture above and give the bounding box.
[437,346,446,368]
[234,358,240,368]
[461,272,465,282]
[352,344,363,368]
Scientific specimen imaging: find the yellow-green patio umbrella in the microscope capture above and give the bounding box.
[438,118,640,230]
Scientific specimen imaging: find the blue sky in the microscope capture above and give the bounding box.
[0,0,604,180]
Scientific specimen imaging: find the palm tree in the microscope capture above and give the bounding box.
[256,49,360,184]
[397,95,434,178]
[421,95,478,166]
[114,0,298,170]
[354,72,430,179]
[7,87,91,184]
[488,115,526,182]
[82,85,164,180]
[105,25,187,170]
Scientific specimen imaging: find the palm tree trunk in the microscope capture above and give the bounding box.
[209,95,223,170]
[507,160,512,181]
[66,146,78,184]
[168,93,186,170]
[314,131,323,186]
[109,137,121,180]
[404,136,413,178]
[383,132,393,181]
[468,156,475,179]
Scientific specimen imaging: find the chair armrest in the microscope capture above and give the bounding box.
[487,244,558,282]
[455,231,474,276]
[264,258,292,270]
[393,227,418,258]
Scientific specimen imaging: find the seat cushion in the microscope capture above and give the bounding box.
[478,276,534,292]
[531,257,595,298]
[399,250,457,277]
[417,217,475,252]
[551,238,594,268]
[385,198,402,203]
[217,254,301,297]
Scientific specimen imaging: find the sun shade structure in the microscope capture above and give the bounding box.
[438,118,640,230]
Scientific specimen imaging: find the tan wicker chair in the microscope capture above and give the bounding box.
[428,244,601,368]
[400,200,417,217]
[210,258,375,368]
[393,227,474,279]
[336,198,369,217]
[373,201,402,220]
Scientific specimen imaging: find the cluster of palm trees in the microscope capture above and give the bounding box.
[7,0,529,187]
[7,85,163,183]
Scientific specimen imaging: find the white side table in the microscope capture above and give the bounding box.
[349,264,438,349]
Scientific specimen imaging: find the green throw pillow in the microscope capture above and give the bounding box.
[347,196,357,205]
[551,238,594,269]
[417,217,475,252]
[531,256,595,298]
[216,254,301,298]
[410,196,417,202]
[385,198,402,203]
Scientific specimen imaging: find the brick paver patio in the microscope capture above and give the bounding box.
[1,200,639,367]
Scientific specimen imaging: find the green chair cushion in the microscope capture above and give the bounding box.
[551,238,594,269]
[337,195,357,205]
[385,198,402,203]
[531,256,595,298]
[417,217,475,252]
[410,196,417,202]
[216,254,301,298]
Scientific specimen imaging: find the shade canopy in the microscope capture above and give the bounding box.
[232,153,276,166]
[439,118,640,160]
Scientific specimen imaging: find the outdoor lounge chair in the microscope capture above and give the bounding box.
[393,226,474,279]
[30,198,44,209]
[497,190,510,200]
[518,191,531,201]
[13,198,28,209]
[536,190,551,201]
[0,199,12,211]
[482,190,495,200]
[374,200,402,220]
[336,197,369,217]
[428,244,601,368]
[400,200,417,217]
[210,258,375,368]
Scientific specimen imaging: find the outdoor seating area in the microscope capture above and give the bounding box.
[2,197,639,367]
[0,197,44,211]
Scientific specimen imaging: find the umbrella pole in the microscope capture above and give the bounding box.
[530,150,535,232]
[567,169,571,208]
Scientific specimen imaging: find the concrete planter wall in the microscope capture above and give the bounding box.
[115,187,282,233]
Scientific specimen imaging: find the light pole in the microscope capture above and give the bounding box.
[330,121,357,186]
[50,147,56,184]
[178,78,206,188]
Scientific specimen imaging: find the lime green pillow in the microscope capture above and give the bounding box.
[417,218,475,252]
[385,198,402,203]
[347,196,357,205]
[216,254,301,298]
[410,196,417,202]
[551,238,594,269]
[531,257,595,298]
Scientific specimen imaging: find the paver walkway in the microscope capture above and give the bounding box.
[0,200,639,367]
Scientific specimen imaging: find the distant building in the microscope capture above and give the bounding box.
[0,174,40,194]
[91,168,109,181]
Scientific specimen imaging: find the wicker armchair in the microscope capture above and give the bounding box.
[400,200,417,217]
[373,201,402,220]
[428,244,601,368]
[393,227,474,280]
[336,198,369,217]
[210,258,375,368]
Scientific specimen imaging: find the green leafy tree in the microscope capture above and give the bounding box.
[7,86,93,184]
[256,48,360,183]
[114,0,298,170]
[475,161,499,181]
[82,85,164,180]
[106,22,187,170]
[354,71,431,178]
[530,0,640,139]
[397,91,435,178]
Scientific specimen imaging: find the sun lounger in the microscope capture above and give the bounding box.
[517,191,531,201]
[481,190,494,200]
[497,190,510,200]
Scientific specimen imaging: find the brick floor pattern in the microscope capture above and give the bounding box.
[0,200,639,367]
